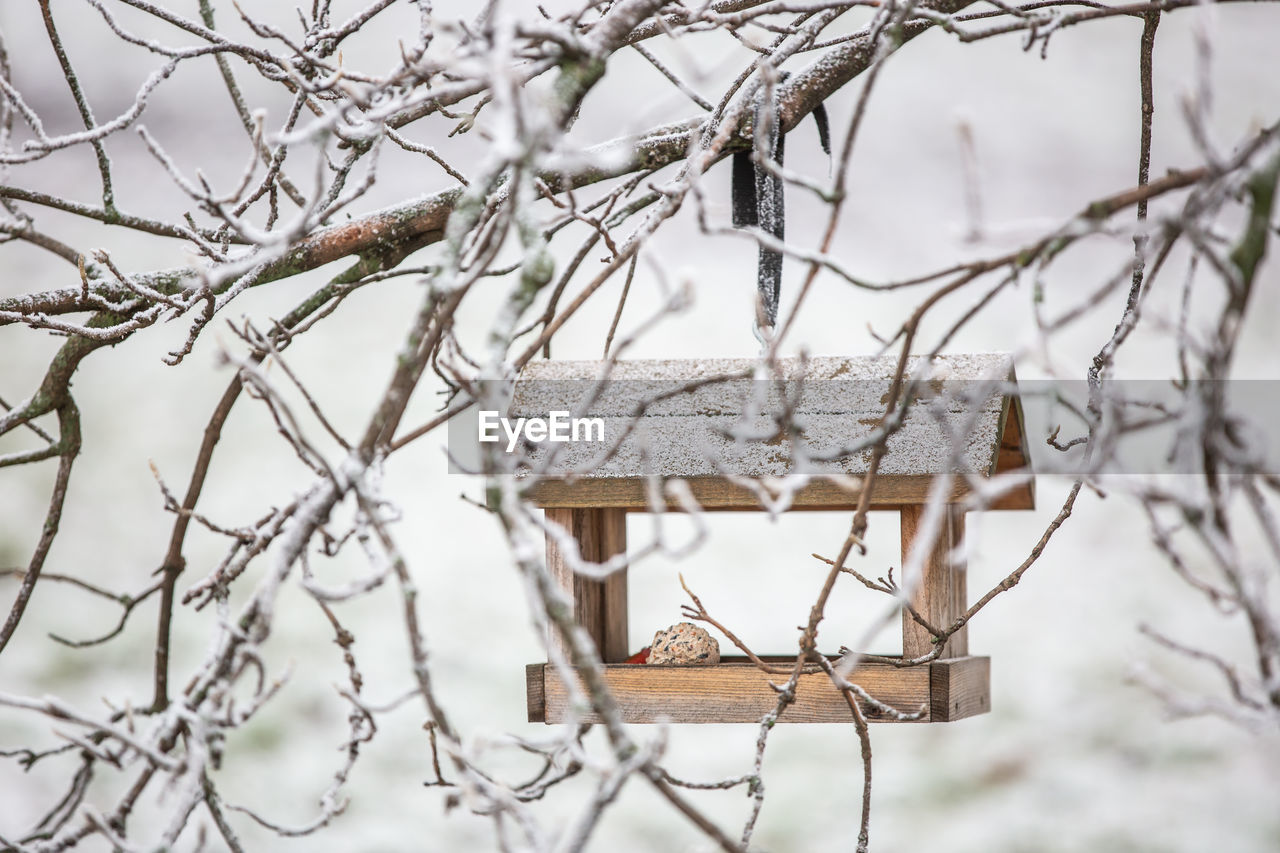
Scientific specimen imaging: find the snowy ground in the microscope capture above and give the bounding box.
[2,1,1279,850]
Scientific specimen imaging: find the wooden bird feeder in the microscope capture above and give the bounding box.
[518,354,1033,725]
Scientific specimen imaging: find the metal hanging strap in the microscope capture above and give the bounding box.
[732,74,830,330]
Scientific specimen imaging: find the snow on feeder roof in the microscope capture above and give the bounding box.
[514,353,1033,511]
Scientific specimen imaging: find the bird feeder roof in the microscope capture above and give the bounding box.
[512,354,1033,511]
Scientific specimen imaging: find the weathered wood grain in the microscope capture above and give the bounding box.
[526,663,546,724]
[527,475,974,510]
[533,657,930,724]
[930,656,991,721]
[527,653,988,722]
[527,656,990,724]
[988,390,1036,511]
[900,505,968,659]
[544,507,629,663]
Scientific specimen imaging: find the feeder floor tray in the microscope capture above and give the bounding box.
[526,655,989,724]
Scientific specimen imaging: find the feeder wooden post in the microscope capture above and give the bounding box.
[544,507,629,663]
[900,505,968,659]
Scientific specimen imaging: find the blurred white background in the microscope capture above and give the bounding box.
[2,1,1279,850]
